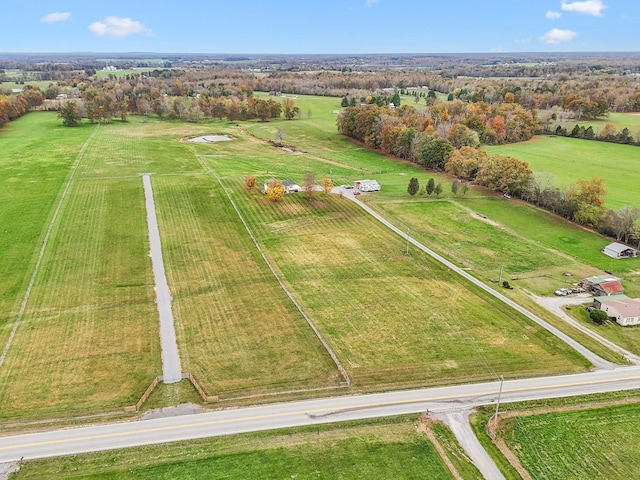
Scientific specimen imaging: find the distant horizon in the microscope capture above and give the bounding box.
[3,0,638,55]
[2,50,640,57]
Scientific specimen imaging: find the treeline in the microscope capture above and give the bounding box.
[0,85,44,128]
[59,93,301,125]
[546,122,639,146]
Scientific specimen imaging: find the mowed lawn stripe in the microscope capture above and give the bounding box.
[152,174,341,398]
[224,175,587,387]
[76,119,209,177]
[0,114,96,345]
[0,178,160,421]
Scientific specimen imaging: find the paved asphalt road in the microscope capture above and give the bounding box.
[438,410,505,480]
[2,366,640,463]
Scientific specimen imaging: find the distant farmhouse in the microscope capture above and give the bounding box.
[579,275,625,296]
[262,180,301,195]
[602,242,638,259]
[282,181,301,193]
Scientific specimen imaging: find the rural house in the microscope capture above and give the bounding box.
[602,242,638,259]
[597,297,640,326]
[594,294,630,309]
[354,180,381,192]
[262,180,301,195]
[282,181,301,193]
[579,275,625,296]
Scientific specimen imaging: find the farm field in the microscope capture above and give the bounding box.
[6,92,640,426]
[0,176,161,421]
[494,401,640,478]
[469,389,640,479]
[0,114,96,349]
[485,135,640,209]
[10,416,475,479]
[152,174,340,398]
[0,107,598,423]
[205,147,588,387]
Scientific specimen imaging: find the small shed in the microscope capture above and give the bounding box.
[602,242,637,259]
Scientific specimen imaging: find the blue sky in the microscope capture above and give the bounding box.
[2,0,638,53]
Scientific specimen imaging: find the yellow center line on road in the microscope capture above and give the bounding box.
[3,373,640,452]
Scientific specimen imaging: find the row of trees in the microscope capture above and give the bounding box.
[245,174,333,202]
[444,147,611,228]
[58,93,302,126]
[549,122,639,146]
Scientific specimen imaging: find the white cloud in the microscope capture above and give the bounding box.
[89,16,152,38]
[540,28,578,44]
[365,0,379,6]
[546,10,562,19]
[561,0,607,16]
[41,12,70,23]
[515,37,532,44]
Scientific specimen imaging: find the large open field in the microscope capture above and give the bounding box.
[486,135,640,210]
[0,102,603,422]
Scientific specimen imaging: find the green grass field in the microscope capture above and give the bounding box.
[3,93,637,423]
[486,135,640,209]
[553,112,640,137]
[153,174,340,397]
[11,416,466,479]
[0,176,161,421]
[497,401,640,478]
[203,135,588,387]
[470,389,640,480]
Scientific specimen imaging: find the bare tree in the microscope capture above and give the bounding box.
[302,172,316,200]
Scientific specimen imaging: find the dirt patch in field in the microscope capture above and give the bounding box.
[471,212,500,226]
[182,134,234,143]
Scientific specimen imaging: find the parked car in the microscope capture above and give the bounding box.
[586,306,596,312]
[554,288,571,296]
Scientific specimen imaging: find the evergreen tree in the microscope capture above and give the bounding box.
[426,178,435,196]
[570,124,581,137]
[407,177,419,196]
[584,126,595,139]
[451,179,459,196]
